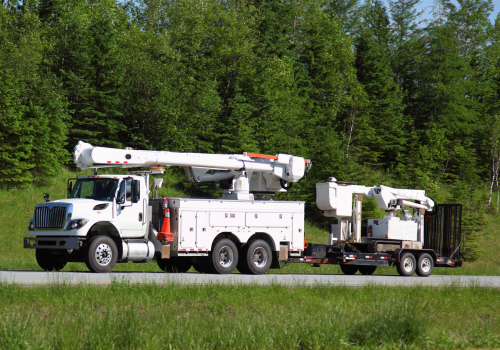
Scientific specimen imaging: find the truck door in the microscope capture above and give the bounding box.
[115,178,147,238]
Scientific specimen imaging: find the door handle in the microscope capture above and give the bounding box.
[139,213,143,221]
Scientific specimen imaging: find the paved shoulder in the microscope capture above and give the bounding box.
[0,271,498,287]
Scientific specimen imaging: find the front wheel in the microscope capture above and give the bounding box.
[36,249,66,271]
[209,238,238,274]
[416,253,434,277]
[84,235,118,273]
[398,252,416,276]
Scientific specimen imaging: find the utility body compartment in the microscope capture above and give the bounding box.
[165,197,305,254]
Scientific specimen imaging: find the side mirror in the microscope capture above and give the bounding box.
[132,180,140,203]
[43,193,50,202]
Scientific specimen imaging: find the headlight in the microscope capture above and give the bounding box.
[28,219,34,231]
[66,219,89,230]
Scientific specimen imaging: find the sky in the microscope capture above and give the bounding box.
[385,0,500,23]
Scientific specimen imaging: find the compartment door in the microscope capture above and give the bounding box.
[292,213,304,249]
[196,212,208,249]
[180,211,196,249]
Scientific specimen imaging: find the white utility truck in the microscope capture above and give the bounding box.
[24,142,464,276]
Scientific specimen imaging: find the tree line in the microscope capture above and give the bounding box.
[1,0,499,222]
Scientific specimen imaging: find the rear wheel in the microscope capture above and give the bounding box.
[84,235,118,273]
[209,239,238,274]
[398,252,416,276]
[340,264,358,275]
[242,240,272,275]
[36,249,66,271]
[416,253,434,277]
[359,265,377,275]
[193,258,211,273]
[236,244,250,274]
[157,257,192,273]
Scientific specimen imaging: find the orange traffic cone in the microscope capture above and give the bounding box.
[157,196,174,241]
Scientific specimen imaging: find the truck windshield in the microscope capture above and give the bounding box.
[70,178,119,201]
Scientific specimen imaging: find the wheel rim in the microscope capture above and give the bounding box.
[403,257,414,273]
[95,243,112,266]
[218,246,234,267]
[420,257,431,273]
[252,247,268,268]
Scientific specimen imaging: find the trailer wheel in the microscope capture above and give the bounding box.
[35,249,67,271]
[157,257,192,273]
[416,253,434,277]
[359,266,377,275]
[209,239,238,274]
[340,265,358,275]
[84,235,118,273]
[398,252,416,276]
[240,240,272,275]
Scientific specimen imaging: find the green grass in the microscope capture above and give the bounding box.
[0,282,498,349]
[2,166,500,275]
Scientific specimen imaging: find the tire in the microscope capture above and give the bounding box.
[359,265,377,275]
[236,244,250,274]
[242,240,272,275]
[398,252,416,276]
[157,257,192,273]
[192,257,212,273]
[340,264,358,275]
[209,238,238,274]
[84,235,118,273]
[35,249,67,271]
[416,253,434,277]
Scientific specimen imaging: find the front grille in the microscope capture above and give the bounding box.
[35,206,67,229]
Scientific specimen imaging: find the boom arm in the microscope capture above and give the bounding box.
[74,141,311,199]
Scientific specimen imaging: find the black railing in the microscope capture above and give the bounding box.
[424,204,464,260]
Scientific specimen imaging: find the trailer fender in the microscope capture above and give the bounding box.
[393,248,437,263]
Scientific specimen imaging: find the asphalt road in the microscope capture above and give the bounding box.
[0,271,499,287]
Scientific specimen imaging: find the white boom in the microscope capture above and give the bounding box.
[74,141,311,200]
[316,177,435,244]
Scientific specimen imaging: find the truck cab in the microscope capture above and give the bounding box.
[24,174,152,272]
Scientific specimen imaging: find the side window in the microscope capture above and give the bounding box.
[134,180,140,200]
[117,181,126,204]
[126,180,132,201]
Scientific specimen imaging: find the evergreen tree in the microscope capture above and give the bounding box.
[0,1,68,185]
[40,0,127,150]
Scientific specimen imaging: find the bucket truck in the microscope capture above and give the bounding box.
[24,142,464,276]
[24,141,311,274]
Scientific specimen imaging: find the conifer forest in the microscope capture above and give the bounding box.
[1,0,500,241]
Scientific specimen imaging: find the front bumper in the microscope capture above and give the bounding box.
[24,236,82,250]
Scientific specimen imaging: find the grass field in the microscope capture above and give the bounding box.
[0,282,499,349]
[2,168,500,349]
